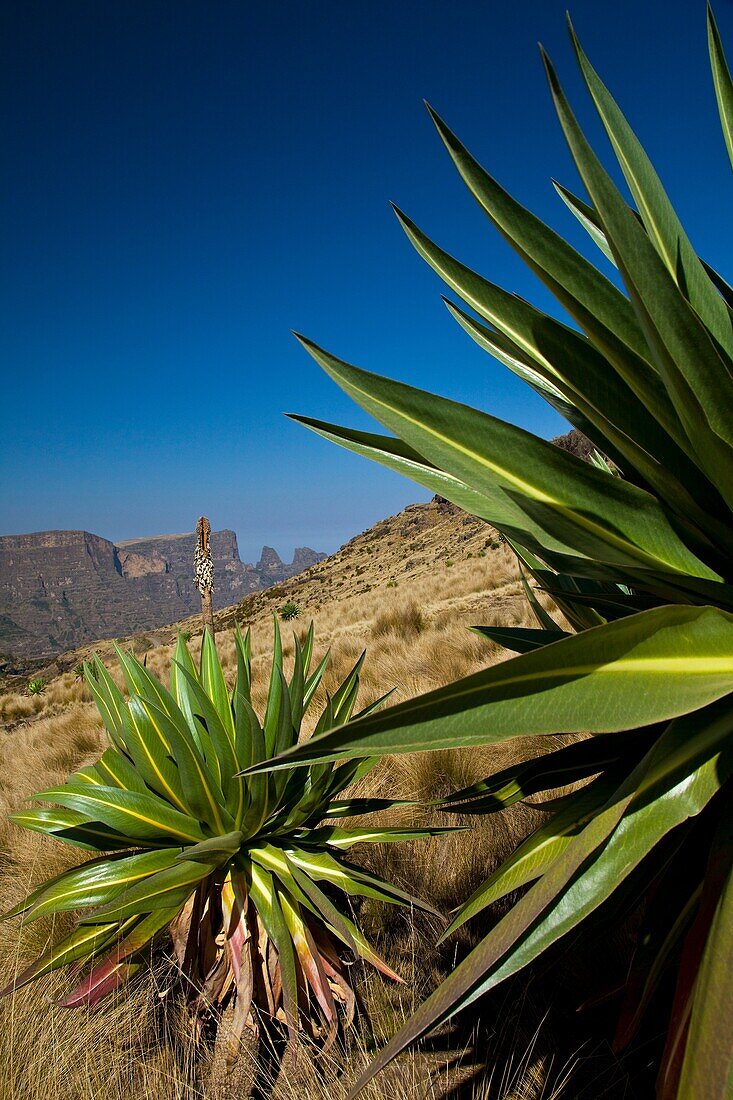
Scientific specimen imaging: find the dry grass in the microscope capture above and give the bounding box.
[0,502,585,1099]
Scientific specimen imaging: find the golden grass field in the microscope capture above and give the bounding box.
[0,501,603,1099]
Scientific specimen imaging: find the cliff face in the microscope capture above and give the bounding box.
[255,546,327,586]
[0,529,324,658]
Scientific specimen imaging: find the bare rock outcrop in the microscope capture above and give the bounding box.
[0,528,325,658]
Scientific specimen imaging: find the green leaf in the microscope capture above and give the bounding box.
[282,847,441,915]
[301,621,315,677]
[709,3,733,173]
[132,696,231,835]
[248,863,299,1038]
[426,102,675,375]
[331,651,366,724]
[568,20,733,359]
[290,414,521,539]
[124,697,190,814]
[442,298,627,471]
[289,631,306,729]
[439,730,651,813]
[0,919,130,996]
[9,807,157,851]
[348,702,732,1092]
[439,775,618,939]
[20,849,183,923]
[169,635,205,753]
[85,658,129,753]
[86,859,211,921]
[200,628,236,743]
[350,689,396,722]
[34,783,207,845]
[114,644,183,728]
[263,616,285,757]
[305,824,465,849]
[392,205,689,459]
[518,562,563,630]
[255,606,733,767]
[295,335,720,580]
[234,695,271,836]
[553,179,616,264]
[542,48,733,509]
[273,667,296,759]
[303,654,329,714]
[443,295,726,539]
[677,798,733,1099]
[285,857,357,952]
[1,852,124,921]
[93,748,148,793]
[471,625,570,653]
[175,831,243,865]
[172,662,239,788]
[234,625,252,703]
[321,798,419,819]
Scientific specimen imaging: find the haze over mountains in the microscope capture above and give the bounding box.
[0,528,325,658]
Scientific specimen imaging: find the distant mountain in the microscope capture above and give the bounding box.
[0,528,325,658]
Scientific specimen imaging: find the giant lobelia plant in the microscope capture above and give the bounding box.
[256,9,733,1097]
[1,624,446,1065]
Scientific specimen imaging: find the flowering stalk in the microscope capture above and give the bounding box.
[194,515,215,638]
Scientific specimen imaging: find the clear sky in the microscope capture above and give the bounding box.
[2,0,732,564]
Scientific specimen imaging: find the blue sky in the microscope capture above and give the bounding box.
[2,0,732,564]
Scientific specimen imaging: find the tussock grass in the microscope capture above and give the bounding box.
[371,600,426,640]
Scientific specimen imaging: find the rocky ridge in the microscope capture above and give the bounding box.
[0,529,324,659]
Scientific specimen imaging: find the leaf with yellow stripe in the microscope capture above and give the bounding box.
[85,859,211,921]
[62,906,180,1008]
[709,4,733,174]
[8,807,153,851]
[123,697,190,814]
[567,18,733,362]
[0,919,132,997]
[543,49,733,509]
[133,695,232,834]
[439,774,618,940]
[172,662,239,787]
[295,335,719,582]
[33,782,206,845]
[85,658,129,753]
[20,849,184,923]
[254,605,733,767]
[200,628,236,743]
[93,747,148,793]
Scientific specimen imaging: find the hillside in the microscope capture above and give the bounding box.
[0,528,325,660]
[0,497,513,695]
[0,498,586,1099]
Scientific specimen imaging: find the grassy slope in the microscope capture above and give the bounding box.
[0,501,581,1099]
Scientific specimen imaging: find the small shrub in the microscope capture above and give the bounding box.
[280,600,301,620]
[2,625,430,1071]
[180,630,192,643]
[73,663,86,681]
[445,558,454,568]
[26,678,46,696]
[386,580,398,588]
